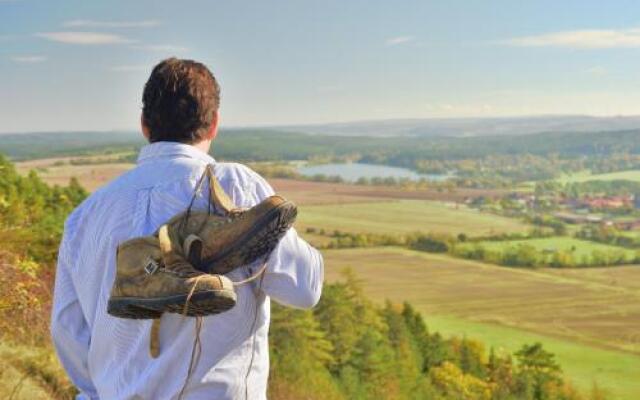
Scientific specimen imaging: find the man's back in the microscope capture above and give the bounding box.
[51,141,324,399]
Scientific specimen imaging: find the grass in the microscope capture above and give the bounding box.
[298,200,532,236]
[0,342,75,400]
[322,247,640,399]
[557,170,640,183]
[461,236,638,260]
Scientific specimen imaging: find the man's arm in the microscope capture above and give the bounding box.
[50,222,98,400]
[234,166,324,309]
[261,227,324,308]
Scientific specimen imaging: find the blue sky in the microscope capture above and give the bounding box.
[3,0,640,132]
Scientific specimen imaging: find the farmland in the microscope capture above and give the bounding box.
[15,155,134,192]
[323,247,640,399]
[296,200,532,236]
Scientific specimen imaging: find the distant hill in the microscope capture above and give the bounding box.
[4,126,640,163]
[0,128,289,160]
[274,115,640,137]
[0,131,144,160]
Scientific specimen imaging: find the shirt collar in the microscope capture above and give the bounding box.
[137,141,216,165]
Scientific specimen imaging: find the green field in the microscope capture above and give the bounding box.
[461,236,638,260]
[426,315,640,400]
[298,199,532,236]
[558,170,640,183]
[323,247,640,399]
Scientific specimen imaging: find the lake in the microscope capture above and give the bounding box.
[297,162,452,182]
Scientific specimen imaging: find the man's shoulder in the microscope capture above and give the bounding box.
[214,162,274,206]
[63,161,270,231]
[215,161,264,185]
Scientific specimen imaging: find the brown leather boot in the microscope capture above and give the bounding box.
[168,194,297,275]
[107,225,237,319]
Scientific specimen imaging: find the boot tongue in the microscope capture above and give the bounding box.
[158,225,200,277]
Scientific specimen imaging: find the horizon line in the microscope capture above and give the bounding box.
[3,112,640,135]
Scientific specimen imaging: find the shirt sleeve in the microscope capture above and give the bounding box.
[50,218,98,400]
[238,166,324,309]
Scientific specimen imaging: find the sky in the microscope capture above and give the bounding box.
[3,0,640,132]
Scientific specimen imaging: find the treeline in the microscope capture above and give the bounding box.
[537,180,640,198]
[310,229,465,252]
[453,243,637,269]
[6,129,640,186]
[309,228,636,268]
[309,228,550,253]
[269,270,605,400]
[0,131,143,160]
[576,225,640,248]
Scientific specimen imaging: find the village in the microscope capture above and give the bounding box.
[469,191,640,232]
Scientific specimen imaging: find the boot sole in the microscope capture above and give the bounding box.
[107,289,237,319]
[202,200,298,274]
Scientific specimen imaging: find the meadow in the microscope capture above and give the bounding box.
[322,247,640,399]
[297,200,532,236]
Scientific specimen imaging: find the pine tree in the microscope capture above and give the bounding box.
[514,343,563,400]
[269,303,342,400]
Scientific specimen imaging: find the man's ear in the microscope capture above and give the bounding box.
[141,114,151,141]
[207,111,219,141]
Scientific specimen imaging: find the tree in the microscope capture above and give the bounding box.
[487,347,515,400]
[514,343,562,400]
[429,361,493,400]
[269,303,342,400]
[401,302,449,372]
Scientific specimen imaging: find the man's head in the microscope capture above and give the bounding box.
[141,58,220,145]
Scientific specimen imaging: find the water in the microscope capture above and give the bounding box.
[297,162,452,182]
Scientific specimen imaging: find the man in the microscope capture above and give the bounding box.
[51,58,324,399]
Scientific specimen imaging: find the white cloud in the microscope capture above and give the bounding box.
[385,36,414,46]
[10,55,47,63]
[35,31,133,45]
[63,19,161,28]
[132,44,189,53]
[503,27,640,49]
[110,65,148,72]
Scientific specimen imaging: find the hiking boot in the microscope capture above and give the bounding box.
[107,225,237,319]
[167,195,298,275]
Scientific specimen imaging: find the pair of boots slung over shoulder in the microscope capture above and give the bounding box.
[107,164,298,321]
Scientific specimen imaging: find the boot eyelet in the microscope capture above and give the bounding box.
[144,258,160,275]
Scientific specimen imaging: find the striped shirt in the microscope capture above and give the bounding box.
[51,141,324,399]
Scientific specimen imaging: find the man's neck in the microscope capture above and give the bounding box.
[191,139,213,155]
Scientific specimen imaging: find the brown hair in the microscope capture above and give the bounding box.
[142,58,220,143]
